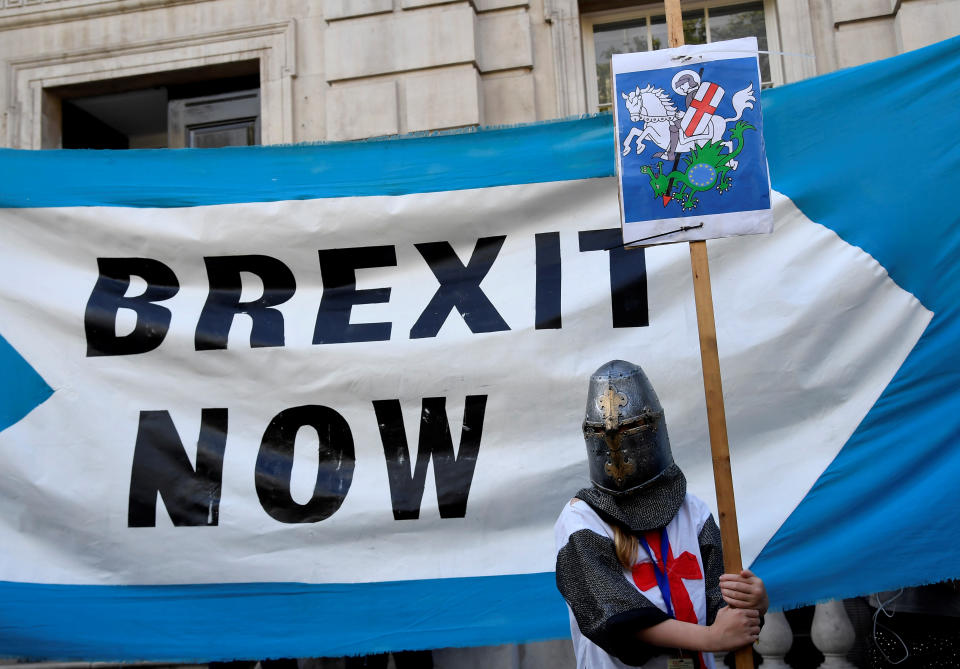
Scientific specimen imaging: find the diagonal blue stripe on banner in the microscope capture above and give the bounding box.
[0,574,568,661]
[0,333,53,433]
[752,35,960,607]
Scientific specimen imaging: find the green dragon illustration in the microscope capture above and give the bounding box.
[639,120,755,212]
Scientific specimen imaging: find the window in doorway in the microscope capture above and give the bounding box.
[168,89,260,149]
[53,62,261,149]
[581,0,781,113]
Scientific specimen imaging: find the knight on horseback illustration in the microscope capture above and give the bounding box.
[620,69,755,169]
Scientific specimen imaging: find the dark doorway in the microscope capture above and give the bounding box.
[52,61,261,149]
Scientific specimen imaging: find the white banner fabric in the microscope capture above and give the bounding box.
[0,177,929,586]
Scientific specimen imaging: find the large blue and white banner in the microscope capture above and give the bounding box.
[1,35,958,661]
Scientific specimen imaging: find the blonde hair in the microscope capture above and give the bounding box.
[612,523,638,570]
[570,498,637,569]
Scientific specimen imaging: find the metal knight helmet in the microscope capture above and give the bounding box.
[582,360,674,495]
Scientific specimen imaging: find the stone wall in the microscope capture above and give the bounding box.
[0,0,570,148]
[322,0,537,139]
[830,0,960,70]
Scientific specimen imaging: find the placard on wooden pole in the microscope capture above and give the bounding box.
[662,1,754,667]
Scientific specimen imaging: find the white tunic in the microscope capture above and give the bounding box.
[554,493,717,669]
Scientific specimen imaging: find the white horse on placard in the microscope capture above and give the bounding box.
[620,83,755,167]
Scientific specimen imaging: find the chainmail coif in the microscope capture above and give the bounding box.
[576,463,687,532]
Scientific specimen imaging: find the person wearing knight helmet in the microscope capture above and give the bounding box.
[554,360,768,669]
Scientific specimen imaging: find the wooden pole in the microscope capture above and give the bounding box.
[662,1,754,667]
[689,240,750,606]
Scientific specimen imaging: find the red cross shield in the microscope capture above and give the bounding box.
[680,81,725,138]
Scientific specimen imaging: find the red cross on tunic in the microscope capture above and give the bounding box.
[683,82,721,137]
[630,529,703,625]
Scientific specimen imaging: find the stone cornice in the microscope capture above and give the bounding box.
[0,0,216,31]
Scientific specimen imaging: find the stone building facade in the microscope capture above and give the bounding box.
[1,0,957,150]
